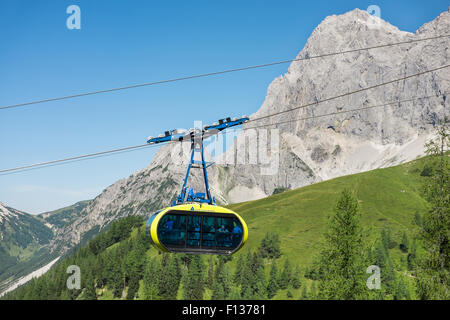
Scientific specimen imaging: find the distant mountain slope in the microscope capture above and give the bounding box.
[0,203,54,293]
[0,201,90,295]
[3,154,432,300]
[38,200,90,230]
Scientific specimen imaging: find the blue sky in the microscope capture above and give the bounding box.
[0,0,447,214]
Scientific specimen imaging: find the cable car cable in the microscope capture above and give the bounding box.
[0,142,168,175]
[1,34,448,111]
[220,93,448,132]
[246,64,450,124]
[0,92,445,176]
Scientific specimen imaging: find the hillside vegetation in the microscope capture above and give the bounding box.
[3,155,437,300]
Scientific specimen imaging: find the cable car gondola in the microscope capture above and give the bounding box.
[145,116,249,255]
[145,203,248,255]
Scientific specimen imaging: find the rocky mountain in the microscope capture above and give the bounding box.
[38,200,90,230]
[47,8,449,253]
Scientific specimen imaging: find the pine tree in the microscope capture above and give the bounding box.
[400,232,410,253]
[279,259,292,290]
[206,256,214,290]
[416,120,450,299]
[258,232,282,259]
[381,227,395,250]
[300,284,308,300]
[414,212,422,227]
[227,286,242,300]
[233,254,245,285]
[407,239,417,270]
[393,276,411,300]
[383,256,397,295]
[252,252,267,299]
[316,190,369,299]
[83,273,97,300]
[310,281,317,300]
[183,255,204,300]
[267,262,279,299]
[212,258,232,298]
[211,280,225,300]
[291,265,301,289]
[158,254,181,300]
[240,251,266,299]
[143,258,160,300]
[240,251,254,297]
[126,277,139,300]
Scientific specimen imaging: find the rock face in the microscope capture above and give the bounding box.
[49,9,450,252]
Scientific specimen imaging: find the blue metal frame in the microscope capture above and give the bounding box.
[146,116,249,206]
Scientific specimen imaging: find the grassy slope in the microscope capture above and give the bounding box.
[228,158,427,267]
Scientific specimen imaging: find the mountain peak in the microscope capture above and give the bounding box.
[417,9,450,35]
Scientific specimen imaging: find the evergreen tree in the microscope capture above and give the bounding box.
[251,252,267,299]
[240,251,266,299]
[393,276,411,300]
[286,289,293,298]
[143,258,160,300]
[381,227,396,250]
[400,232,410,253]
[228,286,242,300]
[300,284,308,300]
[316,190,369,299]
[291,265,302,289]
[414,212,423,227]
[206,256,214,290]
[183,255,204,300]
[83,273,97,300]
[126,277,139,300]
[407,239,417,270]
[279,259,292,290]
[310,281,317,300]
[242,286,253,300]
[211,280,225,300]
[211,259,233,299]
[258,232,282,259]
[158,254,181,299]
[374,240,387,269]
[383,257,397,295]
[240,251,254,297]
[233,254,245,285]
[416,121,450,300]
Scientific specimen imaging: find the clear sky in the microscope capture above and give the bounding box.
[0,0,448,214]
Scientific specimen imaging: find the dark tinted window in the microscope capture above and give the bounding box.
[187,215,201,247]
[202,216,216,247]
[157,212,243,251]
[158,214,186,247]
